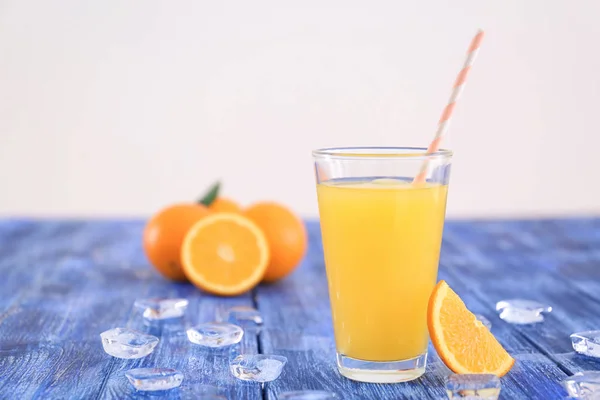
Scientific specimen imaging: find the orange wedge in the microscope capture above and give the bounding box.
[428,280,515,376]
[181,213,269,296]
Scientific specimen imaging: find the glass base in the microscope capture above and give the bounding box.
[336,352,427,383]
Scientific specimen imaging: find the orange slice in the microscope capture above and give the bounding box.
[181,213,269,296]
[428,280,515,376]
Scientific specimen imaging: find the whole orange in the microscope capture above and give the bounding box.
[143,203,211,281]
[244,202,307,282]
[209,197,242,213]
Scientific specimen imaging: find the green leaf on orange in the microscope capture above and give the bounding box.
[198,181,220,206]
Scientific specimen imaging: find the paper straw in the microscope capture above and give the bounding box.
[413,30,485,184]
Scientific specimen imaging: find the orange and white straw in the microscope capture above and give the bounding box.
[413,29,485,184]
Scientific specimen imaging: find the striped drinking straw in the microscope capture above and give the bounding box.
[413,30,485,184]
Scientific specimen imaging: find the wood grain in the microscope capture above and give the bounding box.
[0,218,598,399]
[257,222,570,400]
[0,220,260,400]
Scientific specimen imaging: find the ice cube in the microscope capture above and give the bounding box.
[571,331,600,358]
[186,323,243,347]
[562,371,600,398]
[495,299,552,324]
[230,354,287,382]
[476,314,492,330]
[217,306,263,329]
[278,391,338,399]
[125,368,183,391]
[100,328,159,359]
[446,374,501,399]
[134,298,188,320]
[180,384,226,400]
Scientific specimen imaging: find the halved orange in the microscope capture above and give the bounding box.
[181,213,269,296]
[428,280,514,376]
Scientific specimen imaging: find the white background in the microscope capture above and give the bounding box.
[1,0,599,218]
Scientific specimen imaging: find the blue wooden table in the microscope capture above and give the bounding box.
[1,218,599,399]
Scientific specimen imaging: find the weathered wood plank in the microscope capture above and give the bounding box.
[2,218,599,399]
[0,220,261,400]
[256,221,569,400]
[442,220,600,377]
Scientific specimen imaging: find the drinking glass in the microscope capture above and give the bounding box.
[313,147,452,383]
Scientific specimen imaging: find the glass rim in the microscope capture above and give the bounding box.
[311,146,453,160]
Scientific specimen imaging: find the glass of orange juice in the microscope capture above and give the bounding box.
[312,147,452,383]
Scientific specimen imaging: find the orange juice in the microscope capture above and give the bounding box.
[317,178,448,362]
